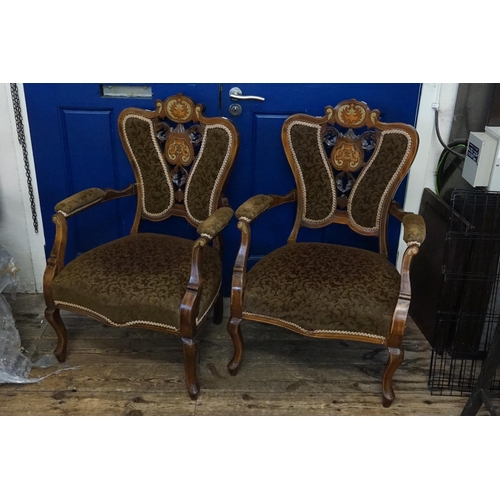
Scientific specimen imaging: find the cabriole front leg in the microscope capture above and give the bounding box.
[227,317,243,375]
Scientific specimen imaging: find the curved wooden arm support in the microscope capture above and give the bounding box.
[181,208,234,334]
[389,200,406,221]
[43,212,68,308]
[389,207,425,341]
[235,190,296,224]
[231,220,251,318]
[56,184,137,218]
[387,244,420,345]
[102,183,137,202]
[180,237,210,338]
[387,200,427,343]
[230,190,296,318]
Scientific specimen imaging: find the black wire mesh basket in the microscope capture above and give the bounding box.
[428,189,500,395]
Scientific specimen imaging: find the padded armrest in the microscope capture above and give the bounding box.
[402,213,426,245]
[197,207,234,239]
[55,188,106,217]
[235,195,274,222]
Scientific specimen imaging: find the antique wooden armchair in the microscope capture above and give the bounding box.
[227,99,425,407]
[43,94,239,399]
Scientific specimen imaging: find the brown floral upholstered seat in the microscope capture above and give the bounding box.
[227,99,426,408]
[243,243,401,340]
[51,234,222,330]
[43,94,239,399]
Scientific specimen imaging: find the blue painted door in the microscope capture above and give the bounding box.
[24,83,220,264]
[25,83,421,295]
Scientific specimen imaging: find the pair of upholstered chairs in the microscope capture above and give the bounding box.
[43,94,425,407]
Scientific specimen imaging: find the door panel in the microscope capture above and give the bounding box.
[60,108,121,254]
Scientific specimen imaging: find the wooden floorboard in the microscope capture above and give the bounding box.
[0,293,487,416]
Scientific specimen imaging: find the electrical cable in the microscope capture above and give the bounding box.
[435,140,468,195]
[434,108,467,159]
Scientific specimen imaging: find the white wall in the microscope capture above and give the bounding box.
[0,83,45,293]
[396,83,459,269]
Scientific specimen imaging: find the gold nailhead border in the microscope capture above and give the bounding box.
[347,129,412,232]
[184,124,233,224]
[55,284,221,331]
[287,121,337,225]
[55,301,178,330]
[57,198,104,218]
[121,114,175,219]
[242,311,386,342]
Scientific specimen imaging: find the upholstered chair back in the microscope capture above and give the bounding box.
[119,94,239,229]
[282,99,418,253]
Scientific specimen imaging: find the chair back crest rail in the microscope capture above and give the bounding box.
[118,93,239,232]
[282,98,419,255]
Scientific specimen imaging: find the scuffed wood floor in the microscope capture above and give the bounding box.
[0,294,479,416]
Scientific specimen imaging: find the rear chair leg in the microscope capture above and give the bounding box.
[382,347,404,408]
[45,307,68,362]
[227,317,243,376]
[182,338,200,400]
[213,291,224,325]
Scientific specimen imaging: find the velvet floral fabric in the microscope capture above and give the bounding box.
[124,116,173,217]
[55,188,105,217]
[185,126,231,223]
[52,233,221,330]
[349,131,410,230]
[243,243,401,338]
[402,213,426,244]
[288,123,335,223]
[197,207,234,239]
[235,195,273,221]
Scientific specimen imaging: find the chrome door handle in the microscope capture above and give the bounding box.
[229,87,265,102]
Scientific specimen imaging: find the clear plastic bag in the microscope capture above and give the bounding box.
[0,246,78,384]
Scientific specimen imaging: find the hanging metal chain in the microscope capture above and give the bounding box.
[10,83,39,233]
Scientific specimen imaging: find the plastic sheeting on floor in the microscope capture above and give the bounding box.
[0,246,78,385]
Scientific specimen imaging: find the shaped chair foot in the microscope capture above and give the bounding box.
[45,307,68,363]
[382,347,403,408]
[182,338,200,400]
[213,292,224,325]
[227,317,243,375]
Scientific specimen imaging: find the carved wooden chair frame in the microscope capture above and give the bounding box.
[227,99,424,407]
[43,94,239,399]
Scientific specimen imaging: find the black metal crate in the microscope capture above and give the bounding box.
[428,189,500,395]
